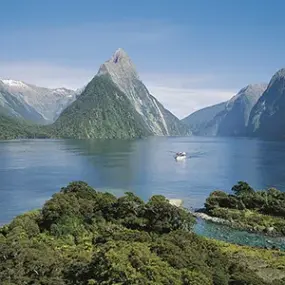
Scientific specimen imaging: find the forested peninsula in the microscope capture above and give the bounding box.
[1,181,285,285]
[204,181,285,237]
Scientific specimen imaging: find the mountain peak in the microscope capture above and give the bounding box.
[1,79,29,89]
[268,68,285,87]
[238,83,267,95]
[97,48,138,79]
[111,48,129,63]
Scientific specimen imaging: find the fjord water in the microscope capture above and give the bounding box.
[1,136,285,249]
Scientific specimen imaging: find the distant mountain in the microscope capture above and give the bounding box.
[52,48,190,139]
[0,79,77,124]
[181,101,227,135]
[248,69,285,138]
[0,80,45,123]
[0,114,50,140]
[182,84,267,136]
[218,84,267,136]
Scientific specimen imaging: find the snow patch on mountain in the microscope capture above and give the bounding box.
[0,79,78,123]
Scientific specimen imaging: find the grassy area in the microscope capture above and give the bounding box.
[211,238,285,283]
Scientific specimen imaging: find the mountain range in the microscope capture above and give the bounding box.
[2,48,285,140]
[247,69,285,139]
[182,84,268,137]
[182,67,285,139]
[0,79,79,124]
[0,48,190,139]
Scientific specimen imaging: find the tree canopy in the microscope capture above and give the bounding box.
[0,181,282,285]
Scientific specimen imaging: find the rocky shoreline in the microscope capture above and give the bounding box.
[168,197,285,240]
[192,209,285,239]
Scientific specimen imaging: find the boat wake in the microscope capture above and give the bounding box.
[169,150,206,160]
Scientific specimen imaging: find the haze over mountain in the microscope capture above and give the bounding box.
[183,84,267,136]
[182,101,227,136]
[218,84,267,136]
[52,48,190,139]
[0,79,78,124]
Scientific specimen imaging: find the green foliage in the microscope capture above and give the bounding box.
[51,75,152,139]
[0,73,191,140]
[209,240,285,284]
[144,195,195,233]
[232,181,255,196]
[0,181,281,284]
[0,114,51,140]
[205,181,285,235]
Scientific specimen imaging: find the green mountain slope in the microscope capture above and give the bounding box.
[0,114,50,140]
[52,75,152,139]
[52,48,190,139]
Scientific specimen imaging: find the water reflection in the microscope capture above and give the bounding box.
[62,139,136,193]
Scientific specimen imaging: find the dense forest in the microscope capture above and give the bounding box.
[0,114,50,140]
[205,181,285,236]
[1,181,285,284]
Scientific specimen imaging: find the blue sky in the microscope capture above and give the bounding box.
[1,0,285,117]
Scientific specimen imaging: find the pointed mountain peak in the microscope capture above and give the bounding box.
[97,48,138,79]
[111,48,129,62]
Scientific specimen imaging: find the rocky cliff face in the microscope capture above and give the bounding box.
[0,80,45,123]
[97,48,189,136]
[181,101,227,136]
[0,79,77,124]
[182,84,267,136]
[248,69,285,138]
[217,84,267,136]
[52,48,190,139]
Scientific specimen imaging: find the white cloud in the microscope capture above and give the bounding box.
[142,73,236,118]
[147,86,235,119]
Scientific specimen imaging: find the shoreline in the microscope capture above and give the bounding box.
[167,197,285,244]
[193,208,285,239]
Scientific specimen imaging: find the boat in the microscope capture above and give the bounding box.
[174,152,187,160]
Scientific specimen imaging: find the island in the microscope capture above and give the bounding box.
[0,181,285,285]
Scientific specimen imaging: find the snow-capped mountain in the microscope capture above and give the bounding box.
[0,79,78,124]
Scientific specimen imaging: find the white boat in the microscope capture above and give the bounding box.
[174,152,187,160]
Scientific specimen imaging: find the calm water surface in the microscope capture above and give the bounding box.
[1,136,285,248]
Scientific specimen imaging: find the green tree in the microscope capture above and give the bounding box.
[232,181,255,196]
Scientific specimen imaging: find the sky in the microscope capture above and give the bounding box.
[1,0,285,118]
